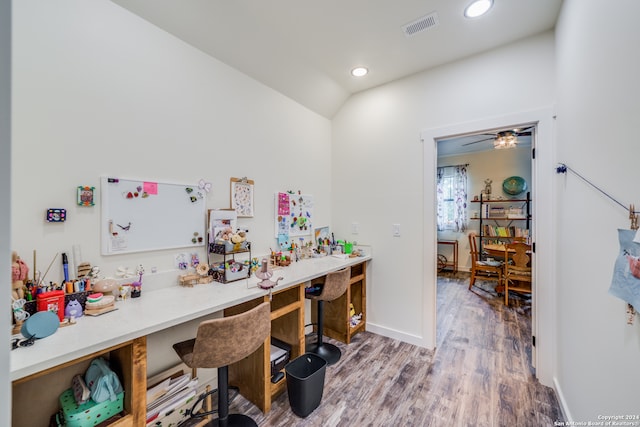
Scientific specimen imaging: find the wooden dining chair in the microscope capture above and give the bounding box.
[503,241,532,306]
[468,232,502,290]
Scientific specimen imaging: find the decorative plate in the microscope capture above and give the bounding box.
[502,176,527,196]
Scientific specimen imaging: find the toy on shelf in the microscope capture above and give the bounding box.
[179,262,213,287]
[270,251,291,267]
[131,264,144,298]
[85,292,116,316]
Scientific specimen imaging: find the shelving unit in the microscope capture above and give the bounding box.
[12,337,147,427]
[208,242,252,283]
[224,284,305,413]
[310,261,367,344]
[471,192,531,254]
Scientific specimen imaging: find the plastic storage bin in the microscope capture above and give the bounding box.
[59,388,124,427]
[285,353,327,417]
[37,290,65,321]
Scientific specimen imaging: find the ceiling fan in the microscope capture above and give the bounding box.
[462,126,534,149]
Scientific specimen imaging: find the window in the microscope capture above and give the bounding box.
[437,165,468,232]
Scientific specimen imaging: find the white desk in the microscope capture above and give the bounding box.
[11,254,371,425]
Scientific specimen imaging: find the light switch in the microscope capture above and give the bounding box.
[352,222,359,234]
[393,223,401,237]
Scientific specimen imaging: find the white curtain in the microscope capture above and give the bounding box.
[436,165,468,232]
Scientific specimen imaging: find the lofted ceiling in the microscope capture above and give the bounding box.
[111,0,562,119]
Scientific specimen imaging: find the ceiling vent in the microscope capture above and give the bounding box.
[402,12,440,37]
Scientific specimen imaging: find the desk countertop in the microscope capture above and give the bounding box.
[11,254,371,381]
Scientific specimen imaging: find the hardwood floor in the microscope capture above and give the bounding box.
[198,272,564,426]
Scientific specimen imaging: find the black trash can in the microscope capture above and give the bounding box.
[285,353,327,417]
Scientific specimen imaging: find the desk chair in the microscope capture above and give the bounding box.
[468,233,503,291]
[503,241,532,306]
[172,302,271,427]
[306,267,350,366]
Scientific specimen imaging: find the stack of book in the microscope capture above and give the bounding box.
[146,373,199,426]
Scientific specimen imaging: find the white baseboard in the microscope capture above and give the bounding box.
[553,376,572,422]
[365,322,434,350]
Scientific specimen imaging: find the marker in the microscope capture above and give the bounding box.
[62,253,69,283]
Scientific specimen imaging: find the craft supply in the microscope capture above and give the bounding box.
[62,253,69,283]
[87,293,103,303]
[21,310,60,339]
[39,252,59,286]
[36,290,65,321]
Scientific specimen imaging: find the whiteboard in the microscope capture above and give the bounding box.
[101,176,207,255]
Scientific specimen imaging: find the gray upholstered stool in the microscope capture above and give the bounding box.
[173,301,271,427]
[305,267,350,365]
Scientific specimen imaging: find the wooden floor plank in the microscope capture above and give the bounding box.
[182,272,563,426]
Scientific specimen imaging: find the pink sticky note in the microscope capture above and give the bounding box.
[143,182,158,195]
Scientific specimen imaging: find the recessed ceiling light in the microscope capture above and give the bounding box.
[351,67,368,77]
[464,0,493,18]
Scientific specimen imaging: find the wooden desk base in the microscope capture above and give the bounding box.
[12,337,147,427]
[225,284,305,413]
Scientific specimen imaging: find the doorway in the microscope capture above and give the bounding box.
[435,125,534,364]
[421,107,556,386]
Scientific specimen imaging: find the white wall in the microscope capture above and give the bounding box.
[332,32,555,348]
[553,0,640,420]
[438,146,532,271]
[11,0,331,378]
[2,0,11,424]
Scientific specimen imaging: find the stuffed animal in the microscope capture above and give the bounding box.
[216,227,234,242]
[11,251,29,300]
[65,299,84,318]
[230,230,247,244]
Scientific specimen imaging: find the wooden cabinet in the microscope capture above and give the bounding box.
[224,284,305,413]
[12,337,147,427]
[471,192,531,253]
[311,261,367,344]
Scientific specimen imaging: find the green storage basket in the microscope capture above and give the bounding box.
[59,388,124,427]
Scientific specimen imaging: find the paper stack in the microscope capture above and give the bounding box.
[146,373,199,426]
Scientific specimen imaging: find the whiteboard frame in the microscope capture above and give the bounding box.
[100,176,207,255]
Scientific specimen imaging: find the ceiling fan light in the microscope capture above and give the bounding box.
[464,0,493,18]
[493,131,517,149]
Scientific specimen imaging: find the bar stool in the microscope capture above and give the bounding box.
[172,301,270,427]
[306,267,350,365]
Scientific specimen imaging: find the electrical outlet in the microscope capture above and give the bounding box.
[351,222,359,234]
[393,223,401,237]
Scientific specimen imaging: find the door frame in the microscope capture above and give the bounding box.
[421,107,556,387]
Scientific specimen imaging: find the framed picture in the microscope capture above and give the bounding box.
[314,226,330,246]
[77,186,95,206]
[230,177,254,217]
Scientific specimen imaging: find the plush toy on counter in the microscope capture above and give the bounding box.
[11,251,29,301]
[216,227,234,242]
[230,230,247,244]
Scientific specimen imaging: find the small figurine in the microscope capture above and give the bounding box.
[483,179,493,196]
[11,251,29,300]
[131,264,144,298]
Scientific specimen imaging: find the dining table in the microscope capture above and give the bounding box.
[482,242,532,294]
